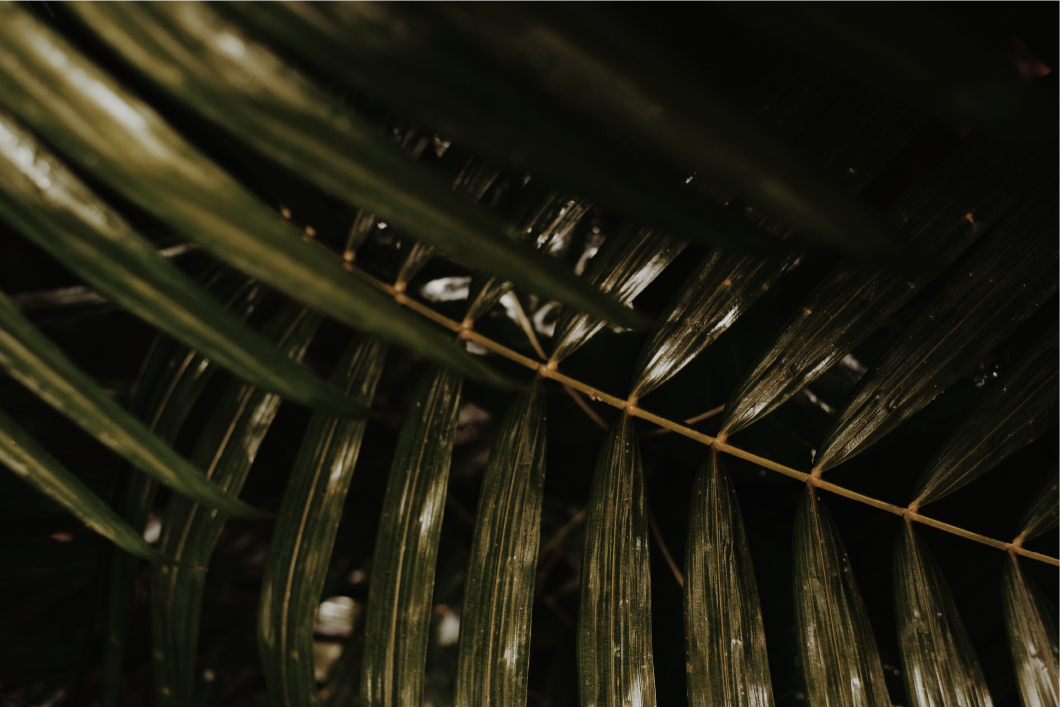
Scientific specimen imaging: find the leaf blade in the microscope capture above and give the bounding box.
[1001,554,1060,707]
[1016,470,1060,544]
[577,414,656,707]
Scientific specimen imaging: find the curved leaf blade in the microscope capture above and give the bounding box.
[0,291,263,518]
[152,303,323,706]
[578,414,656,707]
[0,5,514,388]
[684,448,773,707]
[913,321,1059,507]
[361,366,463,707]
[454,380,547,706]
[720,136,1054,437]
[433,4,899,257]
[68,2,643,332]
[1016,470,1059,545]
[893,521,993,707]
[0,110,368,418]
[0,406,165,563]
[259,335,389,707]
[1002,554,1059,707]
[551,224,687,364]
[815,180,1059,472]
[793,485,889,707]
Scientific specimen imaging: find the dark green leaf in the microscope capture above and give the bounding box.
[454,380,547,705]
[228,2,780,256]
[0,110,368,418]
[152,303,322,706]
[578,413,656,707]
[1016,470,1059,545]
[0,291,263,518]
[1001,553,1059,707]
[361,366,463,706]
[893,521,992,707]
[431,4,901,257]
[67,3,643,332]
[0,406,165,563]
[720,135,1054,437]
[551,224,687,364]
[815,180,1059,472]
[722,4,1057,142]
[466,190,591,324]
[684,448,773,707]
[259,335,388,707]
[0,5,515,388]
[793,485,889,706]
[912,321,1059,507]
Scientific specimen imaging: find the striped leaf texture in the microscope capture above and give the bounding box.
[893,521,993,707]
[815,178,1059,472]
[1001,554,1059,707]
[793,485,890,707]
[361,366,463,707]
[684,448,773,707]
[151,304,322,706]
[1016,471,1060,545]
[578,414,656,707]
[912,321,1059,508]
[454,380,548,706]
[259,335,389,707]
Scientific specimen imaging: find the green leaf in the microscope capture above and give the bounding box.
[66,2,643,332]
[684,448,773,707]
[259,335,388,707]
[151,303,322,706]
[912,321,1059,508]
[361,366,463,707]
[466,190,591,324]
[1001,553,1059,707]
[454,380,547,706]
[1015,470,1059,545]
[102,267,267,707]
[815,179,1059,472]
[793,485,890,707]
[893,521,992,707]
[0,291,264,518]
[431,4,900,257]
[577,413,656,707]
[720,135,1054,437]
[0,110,368,419]
[0,406,165,563]
[0,4,516,388]
[551,224,687,364]
[227,2,780,256]
[721,4,1057,143]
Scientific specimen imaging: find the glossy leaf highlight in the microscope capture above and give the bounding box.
[1001,554,1059,707]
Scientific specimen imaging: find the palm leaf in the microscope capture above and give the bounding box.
[1002,554,1059,706]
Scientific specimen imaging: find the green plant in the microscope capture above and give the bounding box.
[0,3,1056,707]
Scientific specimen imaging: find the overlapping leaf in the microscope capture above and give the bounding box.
[720,136,1054,437]
[227,2,783,255]
[1001,554,1059,707]
[0,4,514,388]
[152,304,322,706]
[259,335,388,707]
[912,321,1059,508]
[893,521,992,707]
[551,224,687,364]
[67,2,641,332]
[1015,471,1059,544]
[0,290,262,518]
[684,448,772,707]
[0,406,164,562]
[361,366,463,707]
[454,380,547,706]
[792,485,890,706]
[0,109,367,418]
[578,414,656,707]
[814,179,1059,472]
